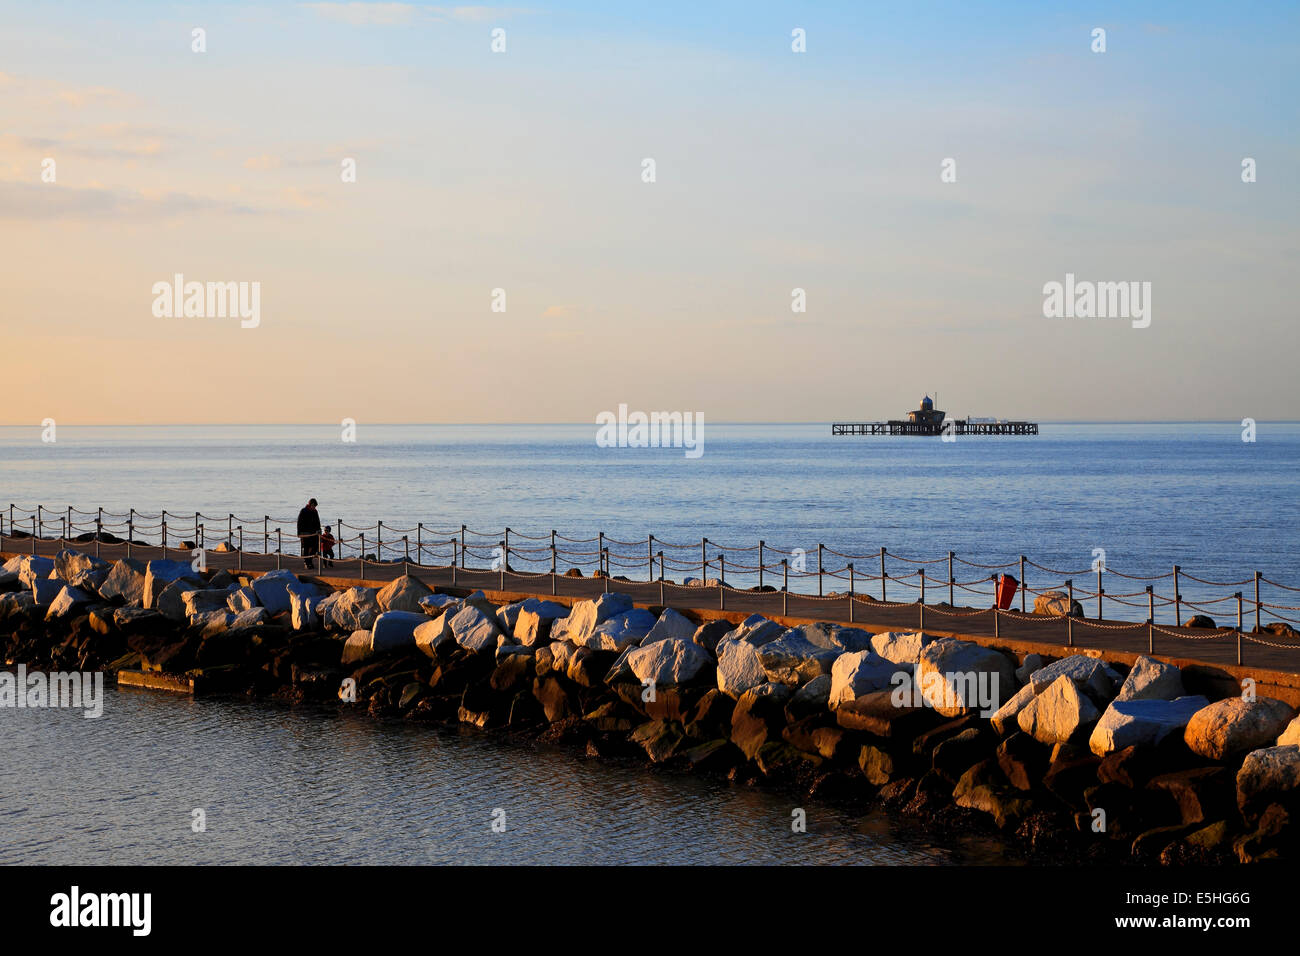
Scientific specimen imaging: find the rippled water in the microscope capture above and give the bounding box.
[0,687,1015,865]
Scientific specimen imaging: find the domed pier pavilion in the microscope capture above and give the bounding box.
[832,396,1039,436]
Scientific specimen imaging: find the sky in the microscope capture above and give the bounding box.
[0,1,1297,424]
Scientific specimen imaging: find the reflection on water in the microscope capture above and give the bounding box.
[0,688,1016,865]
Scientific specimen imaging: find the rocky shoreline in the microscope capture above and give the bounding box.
[3,549,1299,865]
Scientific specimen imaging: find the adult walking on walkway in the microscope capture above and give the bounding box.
[297,498,322,570]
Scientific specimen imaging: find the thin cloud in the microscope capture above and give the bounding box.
[0,181,263,222]
[300,3,530,25]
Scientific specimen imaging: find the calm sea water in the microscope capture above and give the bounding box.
[1,422,1297,614]
[0,688,1009,866]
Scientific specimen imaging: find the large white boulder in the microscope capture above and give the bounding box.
[328,586,381,631]
[1114,655,1185,702]
[578,608,657,651]
[828,650,900,710]
[449,604,503,652]
[1017,674,1100,746]
[182,588,235,618]
[641,608,697,645]
[916,638,1016,717]
[1279,717,1300,747]
[31,577,63,606]
[143,560,203,610]
[1184,697,1296,760]
[16,556,55,589]
[757,630,839,686]
[414,616,454,657]
[870,630,937,666]
[552,592,632,644]
[376,575,434,613]
[1237,745,1300,810]
[250,569,310,616]
[227,586,259,613]
[289,585,322,631]
[1088,695,1210,755]
[370,610,427,654]
[722,614,789,648]
[716,639,767,698]
[627,638,712,687]
[1029,654,1121,701]
[44,585,94,621]
[512,598,570,646]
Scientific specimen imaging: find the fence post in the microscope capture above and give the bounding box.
[67,505,72,540]
[1236,591,1244,666]
[262,515,268,555]
[499,539,506,591]
[199,524,204,553]
[602,550,609,593]
[719,555,725,610]
[61,515,66,544]
[417,523,423,564]
[1097,564,1104,620]
[948,551,954,606]
[504,528,510,574]
[1147,586,1154,653]
[1173,565,1181,627]
[758,541,765,591]
[880,548,888,602]
[818,543,824,596]
[919,568,926,630]
[276,528,282,570]
[403,535,410,575]
[194,511,200,548]
[599,532,605,575]
[37,505,42,543]
[994,603,1000,639]
[1019,555,1027,612]
[460,526,466,568]
[228,514,233,548]
[1248,567,1258,634]
[648,535,654,583]
[238,527,243,572]
[658,552,665,603]
[1066,579,1074,647]
[360,533,365,578]
[127,513,133,559]
[700,537,706,582]
[31,516,36,555]
[377,521,384,564]
[161,518,167,559]
[782,559,789,616]
[848,563,855,623]
[451,540,457,586]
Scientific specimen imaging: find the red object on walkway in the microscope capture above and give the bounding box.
[995,574,1018,610]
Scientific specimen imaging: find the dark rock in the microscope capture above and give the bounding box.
[1146,767,1235,826]
[997,732,1048,791]
[1042,749,1102,810]
[532,675,576,723]
[858,744,897,785]
[729,683,793,761]
[952,758,1032,828]
[685,688,734,739]
[1234,803,1297,863]
[489,654,534,696]
[1184,615,1216,629]
[932,727,992,781]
